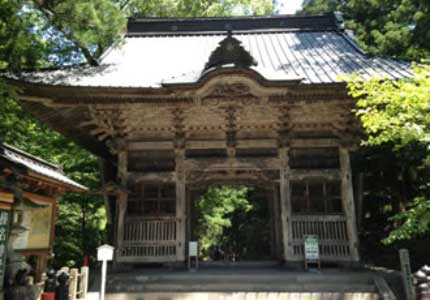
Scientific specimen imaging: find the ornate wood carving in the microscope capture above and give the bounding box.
[201,83,259,106]
[172,108,186,149]
[83,106,128,142]
[224,105,237,151]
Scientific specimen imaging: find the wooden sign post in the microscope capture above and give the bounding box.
[399,249,415,300]
[188,241,199,271]
[97,244,114,300]
[304,235,320,270]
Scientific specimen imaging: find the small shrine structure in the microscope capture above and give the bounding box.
[4,13,412,267]
[0,143,86,284]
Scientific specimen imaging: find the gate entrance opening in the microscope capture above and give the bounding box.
[190,185,279,263]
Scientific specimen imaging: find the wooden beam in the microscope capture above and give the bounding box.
[186,140,226,149]
[279,147,293,262]
[128,141,173,151]
[115,147,128,263]
[289,138,340,148]
[339,147,360,262]
[175,148,186,262]
[236,139,277,149]
[184,157,281,170]
[128,171,175,183]
[289,169,341,180]
[128,139,279,151]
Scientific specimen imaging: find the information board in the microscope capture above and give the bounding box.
[304,235,319,261]
[13,198,53,250]
[189,241,198,257]
[0,210,10,291]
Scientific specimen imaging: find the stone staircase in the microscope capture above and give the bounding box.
[87,268,394,300]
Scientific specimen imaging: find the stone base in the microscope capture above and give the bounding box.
[4,286,42,300]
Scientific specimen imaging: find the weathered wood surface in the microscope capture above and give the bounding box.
[115,147,128,260]
[290,215,351,261]
[339,147,360,262]
[119,217,177,262]
[279,146,293,261]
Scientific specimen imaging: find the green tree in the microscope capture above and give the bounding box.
[347,65,430,243]
[301,0,430,59]
[195,186,252,257]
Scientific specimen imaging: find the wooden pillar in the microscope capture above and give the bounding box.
[115,146,128,259]
[175,148,186,262]
[279,146,293,261]
[355,173,364,231]
[271,185,282,259]
[266,188,276,258]
[339,147,360,262]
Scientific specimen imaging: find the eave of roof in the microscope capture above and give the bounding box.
[1,143,87,192]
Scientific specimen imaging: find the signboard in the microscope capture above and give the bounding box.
[97,244,114,261]
[304,235,319,261]
[97,244,114,300]
[0,210,10,290]
[399,249,415,300]
[13,197,53,250]
[189,241,198,257]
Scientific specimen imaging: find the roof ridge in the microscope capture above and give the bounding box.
[129,13,331,22]
[127,13,340,35]
[125,28,339,38]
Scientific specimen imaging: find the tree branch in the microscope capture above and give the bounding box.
[33,2,100,66]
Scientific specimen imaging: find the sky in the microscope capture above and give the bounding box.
[276,0,304,14]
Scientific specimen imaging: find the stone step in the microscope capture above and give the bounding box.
[108,281,377,293]
[86,291,381,300]
[107,272,375,286]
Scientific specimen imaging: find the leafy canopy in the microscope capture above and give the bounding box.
[1,0,273,69]
[301,0,430,59]
[346,65,430,242]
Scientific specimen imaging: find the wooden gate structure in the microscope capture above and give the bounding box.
[4,13,412,265]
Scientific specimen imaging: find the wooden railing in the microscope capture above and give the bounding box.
[117,217,177,263]
[290,215,351,261]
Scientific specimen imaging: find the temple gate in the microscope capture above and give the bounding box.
[4,13,412,267]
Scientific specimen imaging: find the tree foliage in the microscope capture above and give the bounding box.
[0,0,273,69]
[347,65,430,243]
[195,186,272,260]
[0,88,106,267]
[301,0,430,59]
[196,186,251,257]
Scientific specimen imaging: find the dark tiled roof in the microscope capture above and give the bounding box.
[0,143,87,191]
[5,14,413,88]
[127,13,341,36]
